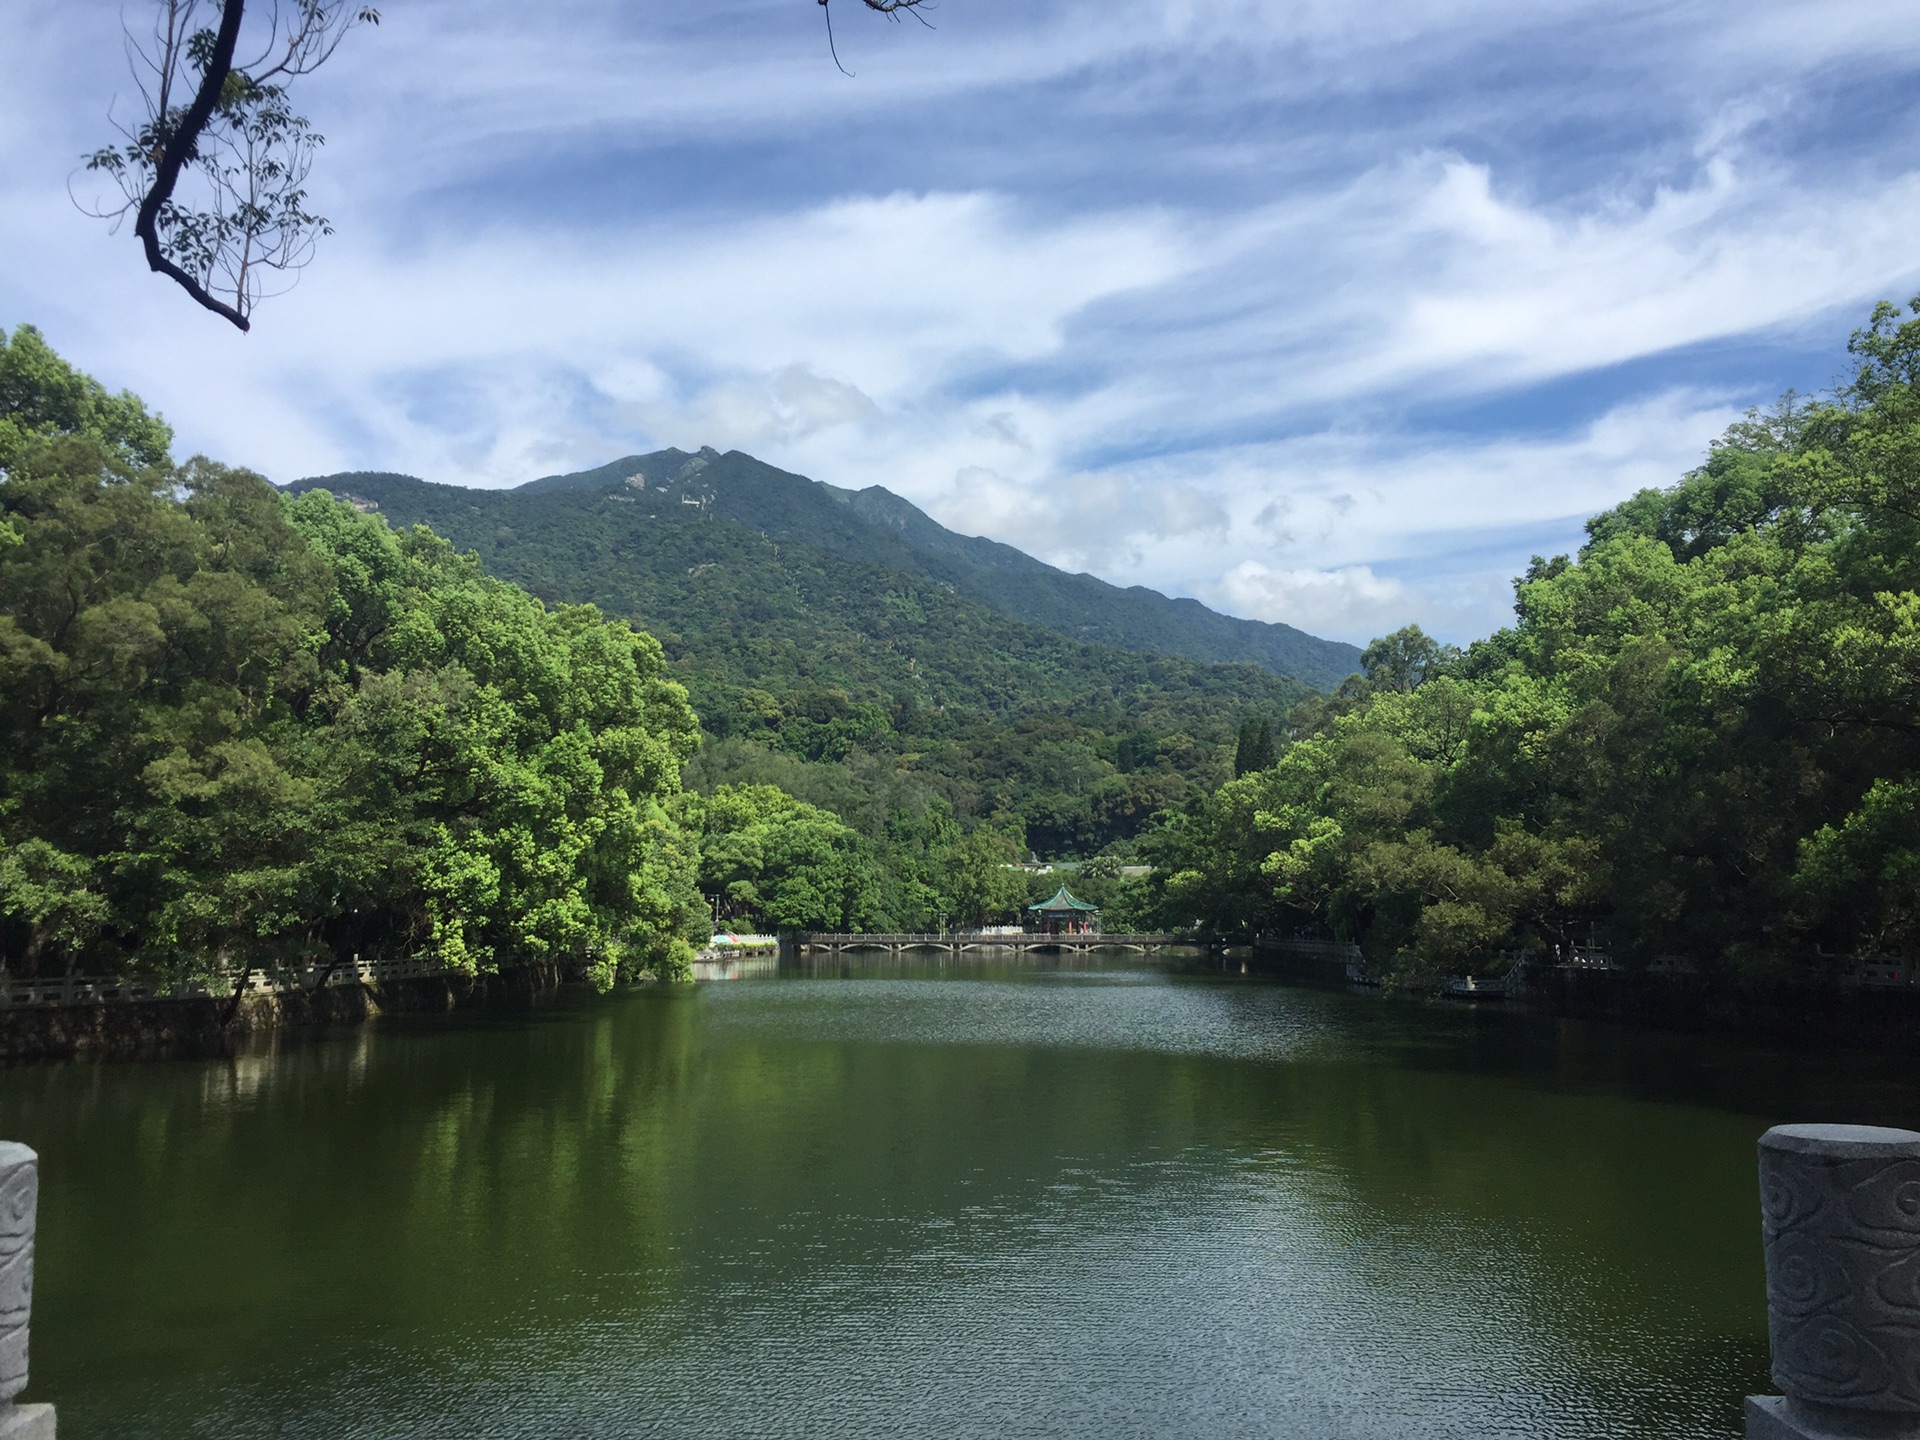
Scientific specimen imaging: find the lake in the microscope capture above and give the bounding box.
[6,953,1914,1439]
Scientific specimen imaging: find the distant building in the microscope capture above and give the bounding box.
[1027,886,1100,936]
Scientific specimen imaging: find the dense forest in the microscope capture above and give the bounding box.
[286,466,1318,857]
[1135,299,1920,985]
[0,326,1112,977]
[16,298,1920,987]
[317,448,1360,688]
[0,326,709,982]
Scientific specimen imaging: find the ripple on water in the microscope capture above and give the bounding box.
[15,963,1775,1439]
[700,970,1343,1065]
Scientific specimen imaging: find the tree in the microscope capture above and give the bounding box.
[85,0,930,330]
[82,2,381,331]
[1133,296,1920,983]
[1359,625,1455,693]
[1232,716,1275,777]
[685,784,880,932]
[2,332,709,984]
[0,325,173,476]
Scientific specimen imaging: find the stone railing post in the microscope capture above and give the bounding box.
[0,1143,51,1438]
[1749,1124,1920,1439]
[0,1144,51,1439]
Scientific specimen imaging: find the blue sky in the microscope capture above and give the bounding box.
[4,0,1920,643]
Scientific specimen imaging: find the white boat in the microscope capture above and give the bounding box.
[1442,974,1507,1000]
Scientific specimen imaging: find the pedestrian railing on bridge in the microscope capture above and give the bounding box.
[792,932,1181,955]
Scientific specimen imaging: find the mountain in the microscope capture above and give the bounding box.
[514,447,1363,688]
[290,458,1306,716]
[289,451,1357,855]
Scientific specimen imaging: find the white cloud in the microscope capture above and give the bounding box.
[1061,150,1920,445]
[5,0,1920,647]
[635,365,881,453]
[1217,562,1419,643]
[800,386,1742,642]
[0,188,1181,486]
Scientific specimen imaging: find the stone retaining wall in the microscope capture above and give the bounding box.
[0,963,570,1064]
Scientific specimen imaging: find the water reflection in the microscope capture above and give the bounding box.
[2,961,1898,1437]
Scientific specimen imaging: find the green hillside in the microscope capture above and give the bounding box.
[288,465,1310,855]
[514,446,1363,688]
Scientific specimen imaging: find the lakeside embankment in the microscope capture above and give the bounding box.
[12,933,1920,1066]
[1254,942,1920,1054]
[0,935,759,1063]
[0,961,575,1064]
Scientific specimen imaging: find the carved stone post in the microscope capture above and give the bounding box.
[0,1144,53,1439]
[1748,1124,1920,1440]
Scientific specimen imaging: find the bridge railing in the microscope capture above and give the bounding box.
[793,932,1179,946]
[0,955,470,1009]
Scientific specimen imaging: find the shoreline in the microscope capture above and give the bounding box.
[17,942,1920,1066]
[1245,944,1920,1055]
[0,962,574,1065]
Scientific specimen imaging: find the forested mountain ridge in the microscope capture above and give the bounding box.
[285,464,1309,855]
[286,464,1306,726]
[312,446,1362,689]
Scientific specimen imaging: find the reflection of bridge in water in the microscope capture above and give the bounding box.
[792,932,1184,957]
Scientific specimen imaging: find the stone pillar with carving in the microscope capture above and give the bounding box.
[0,1144,53,1440]
[1749,1123,1920,1440]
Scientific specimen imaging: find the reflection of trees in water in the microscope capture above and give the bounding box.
[13,980,1785,1428]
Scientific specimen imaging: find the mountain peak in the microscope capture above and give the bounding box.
[463,448,1363,688]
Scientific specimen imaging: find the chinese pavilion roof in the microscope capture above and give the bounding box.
[1029,886,1100,913]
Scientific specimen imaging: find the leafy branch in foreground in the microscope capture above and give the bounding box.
[81,0,932,331]
[80,1,380,332]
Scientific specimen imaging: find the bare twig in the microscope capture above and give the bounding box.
[821,0,934,75]
[820,0,854,76]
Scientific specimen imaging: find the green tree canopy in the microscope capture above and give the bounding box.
[0,339,705,985]
[1135,298,1920,983]
[683,783,880,933]
[1359,625,1456,694]
[1233,716,1276,777]
[0,325,172,477]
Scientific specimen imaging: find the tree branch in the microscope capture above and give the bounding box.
[133,0,251,331]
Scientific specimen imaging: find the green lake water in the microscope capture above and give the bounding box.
[6,954,1918,1438]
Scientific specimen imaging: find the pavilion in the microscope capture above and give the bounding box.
[1026,886,1101,936]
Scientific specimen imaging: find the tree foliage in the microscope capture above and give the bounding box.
[1137,299,1920,983]
[0,325,173,477]
[684,781,1031,933]
[82,1,381,330]
[684,784,877,933]
[1233,717,1275,777]
[0,338,706,983]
